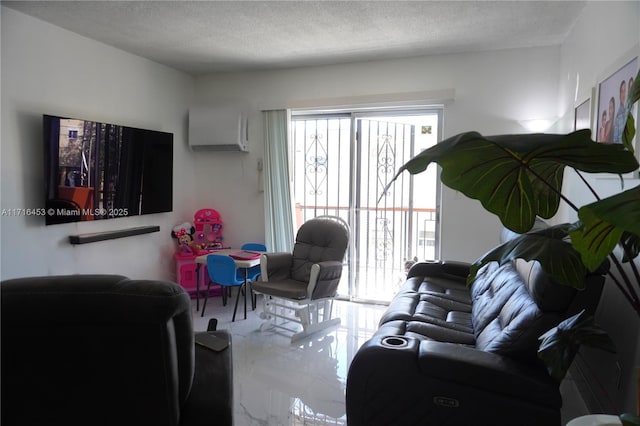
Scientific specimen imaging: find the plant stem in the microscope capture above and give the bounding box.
[620,239,640,294]
[524,166,581,212]
[575,169,640,313]
[574,169,601,201]
[517,154,640,315]
[608,253,640,316]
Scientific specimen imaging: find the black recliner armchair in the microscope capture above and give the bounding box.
[1,274,233,426]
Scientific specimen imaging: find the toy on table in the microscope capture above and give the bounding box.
[171,222,196,254]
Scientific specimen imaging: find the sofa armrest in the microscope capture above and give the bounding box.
[314,260,344,281]
[309,260,344,299]
[407,260,471,281]
[347,335,561,426]
[180,331,233,426]
[260,252,293,281]
[440,261,471,278]
[417,340,559,406]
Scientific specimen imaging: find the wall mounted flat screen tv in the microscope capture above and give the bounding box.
[44,114,173,225]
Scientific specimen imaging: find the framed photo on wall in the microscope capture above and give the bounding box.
[594,45,640,179]
[595,53,638,144]
[574,93,593,132]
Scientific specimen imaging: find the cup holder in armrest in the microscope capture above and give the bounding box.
[381,336,409,349]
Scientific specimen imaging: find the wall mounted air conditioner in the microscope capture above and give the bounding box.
[188,106,249,152]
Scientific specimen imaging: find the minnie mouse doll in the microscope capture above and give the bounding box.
[171,222,196,254]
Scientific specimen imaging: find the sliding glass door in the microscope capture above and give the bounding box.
[291,109,442,303]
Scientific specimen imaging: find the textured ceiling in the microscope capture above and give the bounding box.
[2,0,586,75]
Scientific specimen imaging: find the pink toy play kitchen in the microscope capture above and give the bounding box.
[192,208,225,252]
[174,208,227,297]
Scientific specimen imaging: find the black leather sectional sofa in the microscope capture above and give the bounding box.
[346,224,606,426]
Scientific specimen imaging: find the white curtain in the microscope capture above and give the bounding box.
[263,109,295,252]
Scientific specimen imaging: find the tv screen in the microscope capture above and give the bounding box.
[44,114,173,225]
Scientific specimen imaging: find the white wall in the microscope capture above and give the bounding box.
[555,1,640,415]
[193,46,562,262]
[1,7,197,281]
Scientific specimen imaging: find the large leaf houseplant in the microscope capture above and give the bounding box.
[384,69,640,383]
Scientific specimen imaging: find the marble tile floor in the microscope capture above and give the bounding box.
[190,293,588,426]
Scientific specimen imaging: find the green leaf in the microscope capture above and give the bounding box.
[468,224,587,288]
[582,186,640,234]
[621,231,640,263]
[620,413,640,426]
[628,68,640,106]
[623,113,636,153]
[572,186,640,270]
[622,68,640,153]
[570,213,623,272]
[385,130,639,234]
[538,310,616,382]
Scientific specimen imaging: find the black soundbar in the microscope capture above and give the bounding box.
[69,225,160,245]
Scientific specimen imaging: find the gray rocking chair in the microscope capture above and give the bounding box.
[252,216,349,342]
